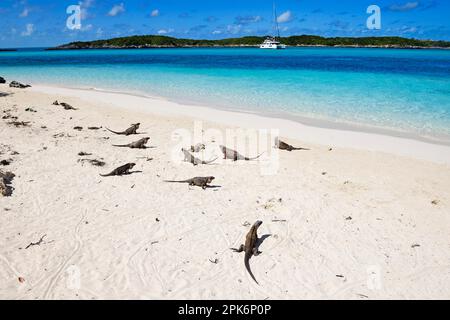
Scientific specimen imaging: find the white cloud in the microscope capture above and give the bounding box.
[19,7,29,18]
[21,23,34,36]
[96,27,103,37]
[157,28,173,35]
[400,25,418,33]
[151,9,159,17]
[212,30,222,35]
[277,10,293,23]
[79,0,95,20]
[108,3,125,17]
[388,1,419,12]
[80,0,95,7]
[81,24,93,31]
[235,15,262,25]
[227,24,242,34]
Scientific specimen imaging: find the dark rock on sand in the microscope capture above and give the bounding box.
[0,170,15,196]
[0,77,6,84]
[0,159,12,166]
[9,81,31,89]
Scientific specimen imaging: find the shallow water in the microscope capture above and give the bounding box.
[1,47,450,142]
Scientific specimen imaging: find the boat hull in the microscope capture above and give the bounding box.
[259,44,286,49]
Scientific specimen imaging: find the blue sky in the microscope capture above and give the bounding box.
[0,0,449,47]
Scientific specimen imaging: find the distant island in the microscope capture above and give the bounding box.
[0,49,17,52]
[49,35,450,50]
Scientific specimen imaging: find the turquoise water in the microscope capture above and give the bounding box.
[1,47,450,142]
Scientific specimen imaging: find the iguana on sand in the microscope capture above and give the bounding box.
[100,163,136,177]
[220,145,264,161]
[190,143,206,152]
[113,137,150,149]
[274,137,309,151]
[164,176,215,189]
[182,148,217,166]
[52,101,77,110]
[106,123,140,136]
[231,220,263,285]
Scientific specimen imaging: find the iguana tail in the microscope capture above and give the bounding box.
[244,254,259,285]
[291,147,310,151]
[164,180,190,183]
[202,157,218,164]
[245,151,266,161]
[99,173,112,177]
[106,127,124,135]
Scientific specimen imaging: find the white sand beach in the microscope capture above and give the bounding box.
[1,83,449,299]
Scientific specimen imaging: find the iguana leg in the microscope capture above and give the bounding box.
[231,244,245,253]
[252,248,262,256]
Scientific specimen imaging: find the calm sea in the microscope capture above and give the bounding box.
[1,47,450,142]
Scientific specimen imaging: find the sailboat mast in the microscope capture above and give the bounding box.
[273,2,280,39]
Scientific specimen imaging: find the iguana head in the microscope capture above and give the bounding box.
[206,176,215,183]
[254,220,263,228]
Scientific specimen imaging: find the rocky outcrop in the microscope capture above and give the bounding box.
[9,81,31,89]
[0,170,15,197]
[0,77,6,84]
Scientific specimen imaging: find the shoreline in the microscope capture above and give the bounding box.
[3,45,450,52]
[28,84,450,165]
[31,82,450,147]
[46,45,450,51]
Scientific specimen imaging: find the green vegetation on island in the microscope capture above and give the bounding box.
[50,35,450,50]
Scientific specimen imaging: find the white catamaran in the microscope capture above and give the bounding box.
[260,2,286,49]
